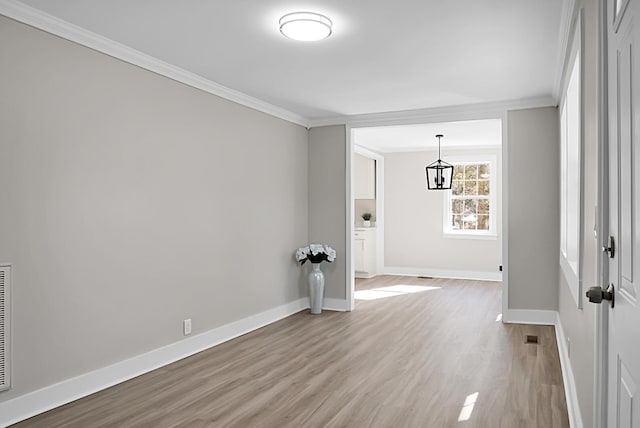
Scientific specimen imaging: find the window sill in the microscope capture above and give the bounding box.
[443,232,498,241]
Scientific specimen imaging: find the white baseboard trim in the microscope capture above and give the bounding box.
[0,299,582,428]
[323,298,349,311]
[554,313,584,428]
[0,298,309,427]
[503,309,558,325]
[383,266,502,282]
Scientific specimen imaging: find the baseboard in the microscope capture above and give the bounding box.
[503,309,558,325]
[323,298,349,311]
[355,272,376,279]
[383,266,502,281]
[0,298,309,427]
[554,313,584,428]
[0,299,582,428]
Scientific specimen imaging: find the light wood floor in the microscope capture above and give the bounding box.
[14,276,569,427]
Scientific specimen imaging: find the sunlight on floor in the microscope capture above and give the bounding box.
[496,313,503,322]
[355,284,441,301]
[457,392,479,422]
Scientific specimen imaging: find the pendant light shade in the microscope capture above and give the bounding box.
[425,134,453,190]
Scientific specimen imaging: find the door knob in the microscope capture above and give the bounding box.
[586,284,615,308]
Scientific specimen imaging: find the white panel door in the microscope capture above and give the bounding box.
[607,0,640,425]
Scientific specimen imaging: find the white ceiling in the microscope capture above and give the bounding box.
[353,119,502,153]
[14,0,565,122]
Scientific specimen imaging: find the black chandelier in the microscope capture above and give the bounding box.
[425,134,453,190]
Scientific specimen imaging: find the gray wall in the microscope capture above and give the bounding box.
[0,16,308,401]
[507,107,560,310]
[384,148,502,275]
[557,0,600,425]
[308,126,347,300]
[0,3,602,424]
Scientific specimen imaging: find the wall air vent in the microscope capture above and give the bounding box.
[0,265,10,391]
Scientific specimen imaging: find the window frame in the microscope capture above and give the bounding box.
[443,155,498,240]
[559,9,584,309]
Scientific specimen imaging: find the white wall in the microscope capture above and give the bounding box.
[0,16,308,402]
[383,148,502,279]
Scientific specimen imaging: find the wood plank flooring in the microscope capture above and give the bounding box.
[13,276,569,427]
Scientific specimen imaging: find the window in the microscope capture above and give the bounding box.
[444,158,497,238]
[559,11,583,308]
[561,51,581,277]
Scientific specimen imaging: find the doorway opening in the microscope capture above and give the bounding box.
[348,118,504,310]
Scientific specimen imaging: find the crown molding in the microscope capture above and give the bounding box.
[310,96,556,128]
[553,0,578,102]
[0,0,310,128]
[362,144,503,154]
[0,0,562,132]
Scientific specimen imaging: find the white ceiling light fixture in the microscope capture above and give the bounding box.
[279,12,333,41]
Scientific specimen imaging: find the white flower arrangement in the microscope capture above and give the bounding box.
[295,244,337,265]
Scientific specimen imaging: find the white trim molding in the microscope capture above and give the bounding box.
[555,313,585,428]
[502,309,558,325]
[0,299,582,428]
[553,0,578,101]
[383,266,502,282]
[323,298,350,312]
[346,125,356,312]
[0,0,561,132]
[0,0,309,128]
[0,298,310,427]
[311,96,556,128]
[558,7,585,311]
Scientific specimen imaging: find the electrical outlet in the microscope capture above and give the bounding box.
[183,319,192,336]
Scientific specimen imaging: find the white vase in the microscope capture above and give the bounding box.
[308,263,325,314]
[363,220,371,227]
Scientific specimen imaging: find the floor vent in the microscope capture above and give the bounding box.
[0,265,10,391]
[525,335,539,344]
[417,276,434,279]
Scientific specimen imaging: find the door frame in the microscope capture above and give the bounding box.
[344,109,509,314]
[594,0,610,425]
[353,145,385,276]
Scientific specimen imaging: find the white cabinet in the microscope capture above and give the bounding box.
[354,153,375,199]
[354,228,376,278]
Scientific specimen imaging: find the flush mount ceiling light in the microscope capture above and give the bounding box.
[279,12,333,41]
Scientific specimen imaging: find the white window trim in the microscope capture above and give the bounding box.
[559,9,583,309]
[443,155,498,240]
